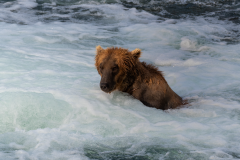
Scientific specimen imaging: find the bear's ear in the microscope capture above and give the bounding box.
[131,48,141,60]
[96,45,104,54]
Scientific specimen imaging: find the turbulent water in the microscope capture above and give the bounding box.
[0,0,240,159]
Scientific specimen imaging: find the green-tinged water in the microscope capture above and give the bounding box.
[0,0,239,159]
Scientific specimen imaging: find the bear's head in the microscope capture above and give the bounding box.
[95,45,141,93]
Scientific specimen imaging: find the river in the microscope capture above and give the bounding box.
[0,0,240,159]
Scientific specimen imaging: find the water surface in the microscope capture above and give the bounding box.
[0,0,240,159]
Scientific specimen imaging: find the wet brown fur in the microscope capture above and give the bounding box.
[95,46,185,110]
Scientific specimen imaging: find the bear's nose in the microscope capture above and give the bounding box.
[100,83,109,90]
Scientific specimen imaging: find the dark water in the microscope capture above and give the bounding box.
[0,0,240,159]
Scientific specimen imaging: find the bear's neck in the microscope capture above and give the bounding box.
[118,62,142,94]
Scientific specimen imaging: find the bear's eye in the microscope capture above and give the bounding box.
[112,65,119,72]
[99,63,103,73]
[99,63,103,72]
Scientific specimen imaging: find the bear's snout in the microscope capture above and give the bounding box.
[100,82,115,93]
[100,83,109,91]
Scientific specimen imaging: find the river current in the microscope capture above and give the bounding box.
[0,0,240,159]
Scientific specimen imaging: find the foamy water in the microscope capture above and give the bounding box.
[0,0,240,159]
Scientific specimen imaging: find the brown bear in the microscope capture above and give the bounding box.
[95,45,185,110]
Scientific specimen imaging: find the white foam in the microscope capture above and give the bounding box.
[17,0,38,8]
[180,37,210,51]
[0,2,240,159]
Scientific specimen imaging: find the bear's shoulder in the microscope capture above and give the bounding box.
[140,62,163,77]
